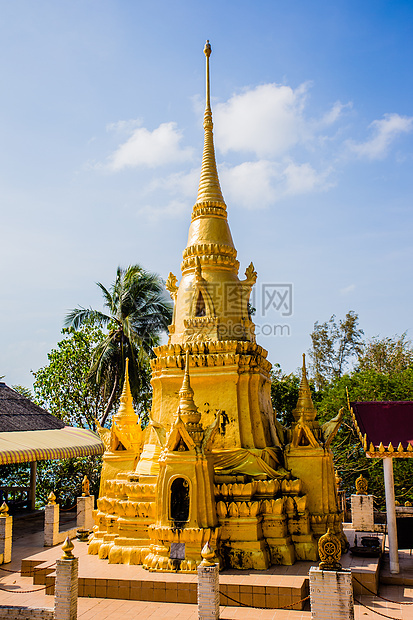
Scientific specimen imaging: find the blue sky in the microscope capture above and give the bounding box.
[1,0,412,388]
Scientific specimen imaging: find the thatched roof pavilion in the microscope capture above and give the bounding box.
[0,382,104,509]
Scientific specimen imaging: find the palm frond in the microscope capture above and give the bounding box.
[64,307,112,329]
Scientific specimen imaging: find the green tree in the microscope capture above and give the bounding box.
[309,311,364,389]
[36,456,102,507]
[314,331,413,510]
[358,333,413,374]
[65,265,172,425]
[33,322,106,430]
[271,364,300,427]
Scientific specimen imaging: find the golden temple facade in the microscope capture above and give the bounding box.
[90,41,346,572]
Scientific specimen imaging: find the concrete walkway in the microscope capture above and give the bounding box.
[1,513,413,619]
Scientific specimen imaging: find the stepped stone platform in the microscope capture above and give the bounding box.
[19,528,382,610]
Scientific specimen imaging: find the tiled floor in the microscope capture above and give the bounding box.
[1,514,413,619]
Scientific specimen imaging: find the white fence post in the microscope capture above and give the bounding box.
[0,503,12,563]
[54,537,78,620]
[197,543,220,620]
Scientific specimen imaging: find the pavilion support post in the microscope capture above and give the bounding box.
[383,456,399,574]
[29,461,37,511]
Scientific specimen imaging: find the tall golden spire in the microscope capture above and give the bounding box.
[194,40,226,209]
[292,354,318,427]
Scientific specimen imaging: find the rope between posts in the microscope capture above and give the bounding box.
[0,561,56,574]
[0,565,18,573]
[353,576,413,605]
[219,589,310,609]
[354,595,401,620]
[60,501,78,512]
[61,515,77,523]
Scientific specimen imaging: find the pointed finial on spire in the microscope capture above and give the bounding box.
[292,353,318,425]
[194,40,226,209]
[115,358,135,419]
[204,40,212,109]
[177,350,200,423]
[180,351,194,401]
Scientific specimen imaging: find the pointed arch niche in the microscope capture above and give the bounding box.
[170,477,190,525]
[190,282,215,318]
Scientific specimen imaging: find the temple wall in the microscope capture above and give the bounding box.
[150,348,274,451]
[285,447,340,517]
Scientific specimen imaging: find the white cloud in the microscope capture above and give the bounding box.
[136,199,190,222]
[220,161,278,208]
[347,113,413,160]
[214,82,310,157]
[147,168,200,198]
[282,162,333,196]
[319,101,352,126]
[106,118,142,134]
[340,284,356,295]
[220,159,332,209]
[107,121,194,170]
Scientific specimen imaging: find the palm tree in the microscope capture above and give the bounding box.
[65,265,173,425]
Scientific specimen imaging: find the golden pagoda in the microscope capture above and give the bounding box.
[90,42,345,571]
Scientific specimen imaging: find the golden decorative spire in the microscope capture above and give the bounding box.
[178,351,201,426]
[115,358,135,420]
[292,354,318,426]
[195,40,226,209]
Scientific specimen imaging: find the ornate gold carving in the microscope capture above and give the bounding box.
[322,408,344,448]
[0,502,9,515]
[191,204,227,220]
[281,479,303,496]
[244,262,257,284]
[318,527,342,571]
[181,252,239,273]
[151,342,272,375]
[355,474,368,495]
[48,492,56,506]
[165,272,178,299]
[256,479,280,498]
[183,243,237,261]
[95,419,112,451]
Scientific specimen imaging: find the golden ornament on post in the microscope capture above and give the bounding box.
[200,542,216,567]
[82,476,90,497]
[318,528,342,571]
[0,502,9,516]
[61,536,75,560]
[47,492,56,506]
[87,41,347,572]
[355,474,368,495]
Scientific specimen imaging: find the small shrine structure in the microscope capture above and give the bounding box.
[91,41,345,572]
[351,400,413,574]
